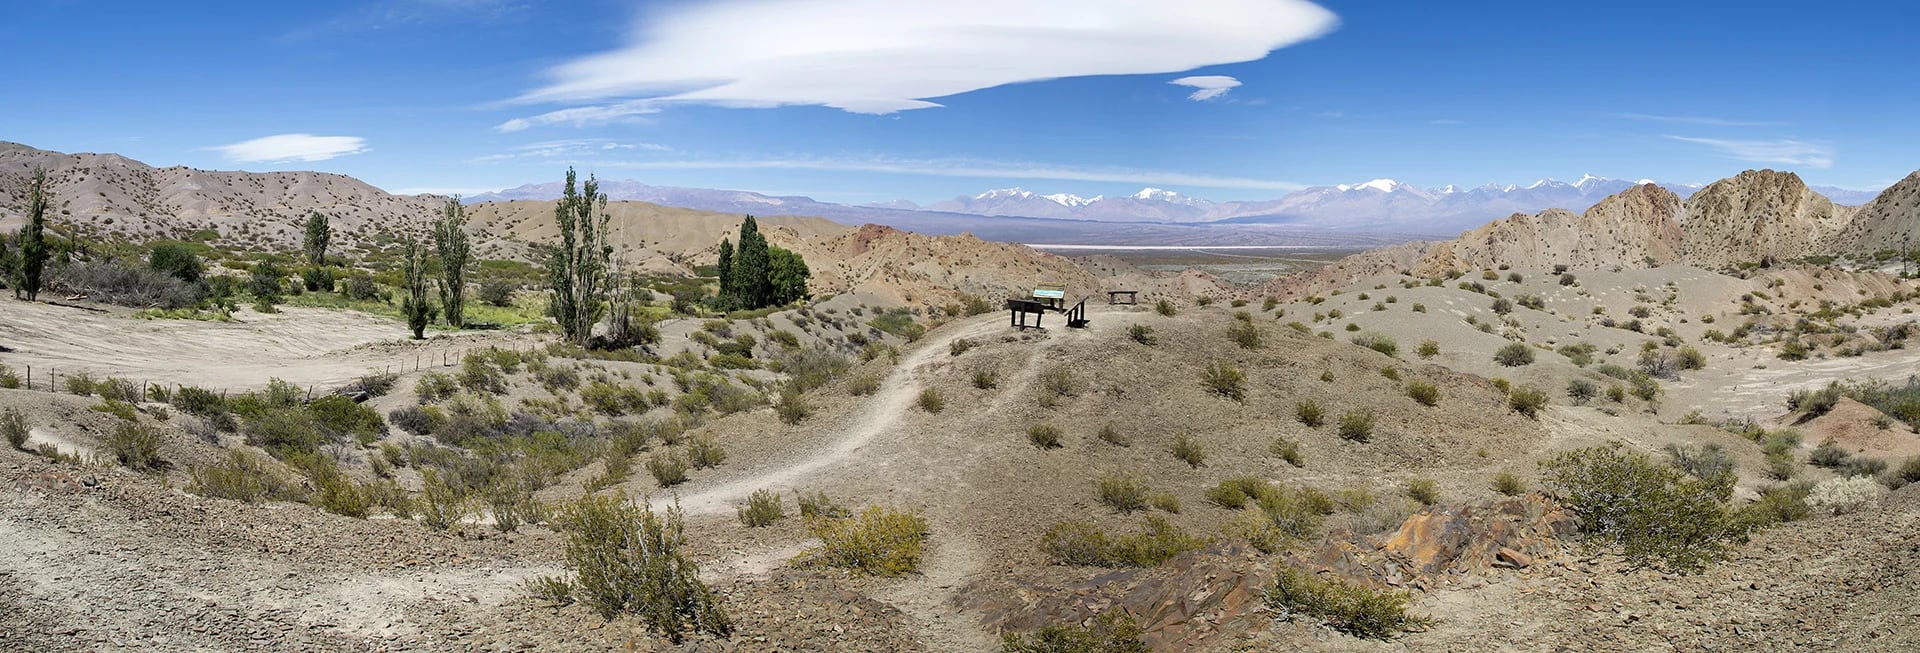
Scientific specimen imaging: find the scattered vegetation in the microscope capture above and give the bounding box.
[1266,567,1431,639]
[551,494,731,641]
[1541,444,1740,571]
[794,506,931,576]
[999,610,1148,653]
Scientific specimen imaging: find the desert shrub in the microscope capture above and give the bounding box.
[48,259,203,309]
[1170,433,1205,467]
[64,371,97,396]
[478,278,516,306]
[847,373,880,396]
[458,356,507,395]
[972,368,999,390]
[1028,424,1064,449]
[1508,386,1548,418]
[1405,380,1439,406]
[769,345,852,392]
[948,338,977,357]
[1664,443,1734,479]
[2,408,27,450]
[1206,476,1269,509]
[1040,367,1081,399]
[1676,347,1706,371]
[795,489,851,519]
[1842,456,1888,478]
[916,388,945,413]
[1294,400,1325,427]
[1894,456,1920,488]
[0,364,19,389]
[1415,339,1440,359]
[93,377,139,403]
[171,385,226,415]
[306,458,373,519]
[1567,378,1598,403]
[1266,567,1431,639]
[1097,473,1152,512]
[1806,476,1882,515]
[1489,297,1513,315]
[1041,515,1206,568]
[687,436,726,469]
[1786,384,1842,417]
[1337,410,1374,442]
[1127,324,1156,345]
[1154,299,1177,316]
[648,451,690,487]
[1808,441,1851,468]
[1227,321,1263,349]
[1735,482,1813,530]
[581,381,649,416]
[1150,493,1181,514]
[1494,342,1535,366]
[795,506,930,576]
[1271,436,1304,467]
[415,372,458,403]
[999,609,1147,653]
[737,489,785,527]
[774,388,812,425]
[418,468,470,531]
[1199,361,1245,401]
[1778,339,1809,361]
[105,422,163,471]
[310,395,385,443]
[1397,479,1437,505]
[552,494,731,640]
[1492,472,1525,496]
[1351,332,1397,357]
[187,450,298,503]
[1541,444,1738,570]
[388,405,436,435]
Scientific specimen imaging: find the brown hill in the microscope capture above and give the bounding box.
[1258,168,1910,299]
[0,141,447,249]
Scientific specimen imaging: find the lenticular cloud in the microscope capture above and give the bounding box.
[509,0,1336,121]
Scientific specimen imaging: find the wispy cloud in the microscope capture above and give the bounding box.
[501,0,1337,125]
[289,0,526,38]
[472,139,671,162]
[211,134,368,162]
[1665,135,1834,169]
[495,101,661,132]
[587,156,1304,191]
[1619,113,1784,127]
[1169,75,1242,101]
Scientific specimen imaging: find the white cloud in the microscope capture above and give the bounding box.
[1665,135,1834,169]
[494,100,662,132]
[591,156,1303,191]
[504,0,1337,124]
[387,187,503,197]
[211,134,368,162]
[473,139,671,162]
[1621,113,1783,127]
[1169,75,1242,101]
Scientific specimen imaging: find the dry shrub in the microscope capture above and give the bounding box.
[1040,515,1207,568]
[552,494,731,641]
[1000,609,1147,653]
[737,489,785,527]
[1096,473,1151,512]
[1267,567,1432,639]
[794,506,930,576]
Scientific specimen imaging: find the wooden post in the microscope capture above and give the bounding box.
[23,365,30,391]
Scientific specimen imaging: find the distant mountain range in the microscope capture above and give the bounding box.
[466,175,1881,237]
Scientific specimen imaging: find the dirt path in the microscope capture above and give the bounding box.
[673,315,1017,517]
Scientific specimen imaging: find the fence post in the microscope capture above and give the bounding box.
[23,365,29,391]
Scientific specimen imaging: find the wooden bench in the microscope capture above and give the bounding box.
[1007,298,1048,329]
[1106,290,1138,305]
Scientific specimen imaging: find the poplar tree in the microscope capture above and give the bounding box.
[434,198,471,328]
[715,238,734,303]
[731,216,769,308]
[15,168,48,300]
[545,168,611,346]
[400,234,436,339]
[302,212,331,266]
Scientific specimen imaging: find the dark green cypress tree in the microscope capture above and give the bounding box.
[16,168,48,301]
[731,215,770,308]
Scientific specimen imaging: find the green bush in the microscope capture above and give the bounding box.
[1295,400,1325,427]
[187,450,298,503]
[1097,424,1130,447]
[1416,339,1440,358]
[1266,567,1431,639]
[648,451,690,487]
[1351,332,1397,357]
[1155,299,1177,316]
[418,468,469,531]
[1337,410,1374,442]
[916,388,945,413]
[1127,324,1156,345]
[1664,443,1734,479]
[972,368,1000,390]
[106,422,163,471]
[1508,386,1548,418]
[415,372,458,402]
[1097,473,1152,512]
[847,373,881,396]
[737,489,785,527]
[1028,424,1064,449]
[1567,378,1598,403]
[553,494,731,640]
[1228,321,1263,349]
[2,408,27,450]
[796,489,850,519]
[1271,436,1304,467]
[795,506,931,576]
[1405,478,1439,505]
[1171,433,1205,467]
[948,338,977,357]
[1200,361,1246,401]
[1494,342,1535,366]
[774,388,811,425]
[1206,476,1270,509]
[999,610,1148,653]
[1040,515,1206,568]
[1492,472,1526,496]
[1405,380,1439,406]
[1541,444,1739,570]
[310,395,385,443]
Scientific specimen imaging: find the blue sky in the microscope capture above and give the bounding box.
[4,0,1916,204]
